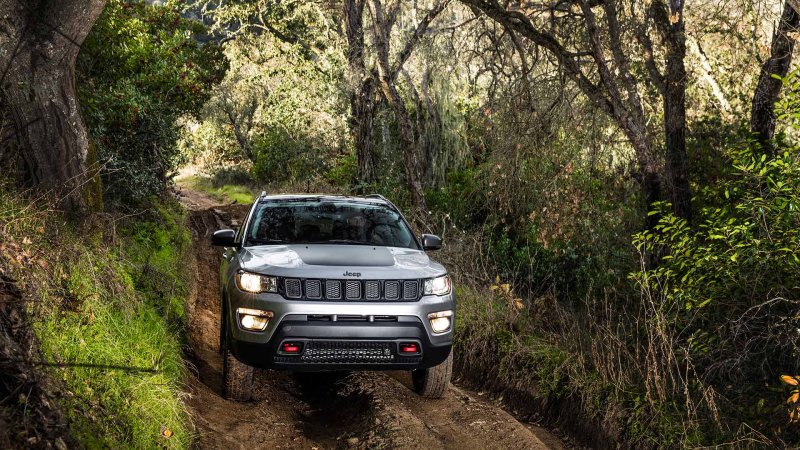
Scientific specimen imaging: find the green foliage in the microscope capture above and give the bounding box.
[182,11,348,186]
[79,0,226,207]
[454,284,578,398]
[629,77,800,443]
[250,129,330,183]
[323,151,357,187]
[123,201,192,323]
[179,175,256,204]
[0,189,194,449]
[425,167,485,227]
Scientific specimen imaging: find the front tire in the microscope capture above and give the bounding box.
[412,351,452,398]
[223,348,253,401]
[221,327,253,401]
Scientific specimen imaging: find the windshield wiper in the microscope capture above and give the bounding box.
[248,238,287,245]
[310,239,375,246]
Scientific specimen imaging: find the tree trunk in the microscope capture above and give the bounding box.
[344,0,378,187]
[379,74,427,215]
[352,76,378,187]
[751,1,799,154]
[370,0,434,216]
[0,0,105,212]
[662,0,691,223]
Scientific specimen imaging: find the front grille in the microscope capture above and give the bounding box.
[326,280,341,300]
[280,278,422,301]
[285,279,302,298]
[345,281,361,300]
[403,281,418,300]
[306,280,322,299]
[385,281,400,300]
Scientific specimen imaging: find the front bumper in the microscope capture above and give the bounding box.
[225,290,455,371]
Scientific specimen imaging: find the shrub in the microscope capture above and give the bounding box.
[631,140,800,442]
[79,0,226,207]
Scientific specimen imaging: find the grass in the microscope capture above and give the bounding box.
[178,174,256,204]
[452,283,626,445]
[0,188,193,449]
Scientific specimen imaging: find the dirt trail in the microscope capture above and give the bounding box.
[177,187,566,450]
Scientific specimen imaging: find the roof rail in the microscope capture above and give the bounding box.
[365,194,389,202]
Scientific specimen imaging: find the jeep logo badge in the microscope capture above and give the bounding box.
[343,271,362,277]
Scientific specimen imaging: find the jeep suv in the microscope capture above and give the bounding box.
[211,194,455,401]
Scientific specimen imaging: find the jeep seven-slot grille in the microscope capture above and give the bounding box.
[280,278,421,301]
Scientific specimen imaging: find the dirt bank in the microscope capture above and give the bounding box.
[178,188,566,449]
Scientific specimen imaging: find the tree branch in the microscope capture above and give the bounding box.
[390,0,450,80]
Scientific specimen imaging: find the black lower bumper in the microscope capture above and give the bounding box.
[230,319,452,371]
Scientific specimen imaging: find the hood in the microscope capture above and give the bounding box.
[238,244,446,279]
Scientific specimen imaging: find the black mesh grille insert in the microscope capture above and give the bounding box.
[385,281,400,300]
[325,280,341,300]
[403,281,418,300]
[365,281,381,300]
[285,279,302,298]
[301,341,394,363]
[280,278,420,301]
[305,280,321,299]
[345,280,361,300]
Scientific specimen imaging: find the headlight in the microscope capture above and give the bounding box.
[236,271,278,293]
[428,310,453,333]
[423,275,451,296]
[237,307,273,331]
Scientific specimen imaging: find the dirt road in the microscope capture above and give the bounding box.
[179,188,565,450]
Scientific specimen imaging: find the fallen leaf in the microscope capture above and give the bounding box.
[160,424,173,438]
[781,375,799,386]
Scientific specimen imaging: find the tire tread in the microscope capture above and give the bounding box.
[413,351,452,398]
[223,349,253,401]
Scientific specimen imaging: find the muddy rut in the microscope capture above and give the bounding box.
[180,190,565,450]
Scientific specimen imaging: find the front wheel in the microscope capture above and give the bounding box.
[411,351,452,398]
[222,336,253,401]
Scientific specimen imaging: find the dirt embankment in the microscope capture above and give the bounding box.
[179,189,566,450]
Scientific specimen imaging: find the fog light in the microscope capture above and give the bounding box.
[428,310,453,333]
[237,308,273,331]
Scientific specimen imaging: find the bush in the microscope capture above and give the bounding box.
[250,129,330,183]
[631,134,800,441]
[79,0,226,207]
[210,166,254,188]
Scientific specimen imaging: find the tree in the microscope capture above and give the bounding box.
[78,0,226,206]
[460,0,692,223]
[0,0,106,211]
[344,0,379,186]
[368,0,450,215]
[750,1,799,155]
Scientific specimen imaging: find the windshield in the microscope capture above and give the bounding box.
[246,199,418,249]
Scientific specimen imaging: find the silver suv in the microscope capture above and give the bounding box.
[212,194,455,401]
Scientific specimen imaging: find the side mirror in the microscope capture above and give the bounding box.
[421,234,442,251]
[211,229,238,247]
